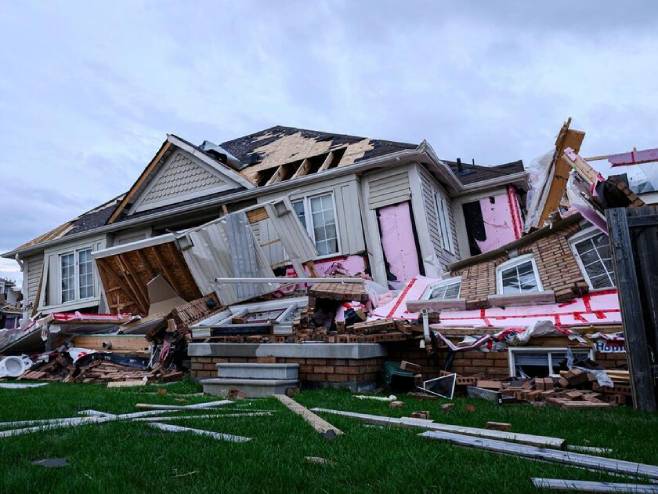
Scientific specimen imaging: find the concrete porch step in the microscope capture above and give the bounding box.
[216,362,299,380]
[201,377,298,398]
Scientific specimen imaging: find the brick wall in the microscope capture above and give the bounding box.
[454,222,589,308]
[190,355,384,389]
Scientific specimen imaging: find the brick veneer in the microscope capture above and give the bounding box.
[190,356,384,388]
[385,341,628,379]
[454,222,589,308]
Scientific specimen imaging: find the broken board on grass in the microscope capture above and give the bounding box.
[311,408,564,448]
[530,478,658,493]
[421,430,658,480]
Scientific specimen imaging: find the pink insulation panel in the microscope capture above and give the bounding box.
[474,186,523,253]
[377,202,421,286]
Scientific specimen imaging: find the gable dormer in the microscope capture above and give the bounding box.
[108,134,254,223]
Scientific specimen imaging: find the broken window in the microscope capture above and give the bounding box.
[571,230,615,289]
[496,255,542,295]
[435,192,455,253]
[425,277,461,300]
[291,193,339,256]
[509,348,593,378]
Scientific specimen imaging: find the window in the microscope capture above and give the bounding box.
[570,230,615,289]
[509,348,594,378]
[59,248,95,304]
[496,254,542,295]
[60,253,75,303]
[435,192,454,253]
[424,277,461,300]
[291,193,339,256]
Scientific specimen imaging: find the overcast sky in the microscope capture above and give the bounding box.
[1,0,657,283]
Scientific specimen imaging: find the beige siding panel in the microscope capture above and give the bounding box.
[367,171,411,209]
[24,254,44,306]
[418,166,460,268]
[111,227,151,247]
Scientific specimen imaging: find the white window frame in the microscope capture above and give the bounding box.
[291,192,341,259]
[435,192,455,253]
[422,276,462,300]
[496,253,543,295]
[508,347,595,378]
[59,247,96,304]
[569,227,615,290]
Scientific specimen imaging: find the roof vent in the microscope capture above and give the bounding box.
[456,157,463,173]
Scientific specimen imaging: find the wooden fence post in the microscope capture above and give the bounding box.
[606,207,656,412]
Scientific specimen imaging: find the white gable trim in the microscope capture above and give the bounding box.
[167,135,255,190]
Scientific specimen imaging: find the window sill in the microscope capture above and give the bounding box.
[488,290,555,308]
[38,298,101,314]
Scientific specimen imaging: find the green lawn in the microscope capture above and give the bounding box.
[0,380,657,493]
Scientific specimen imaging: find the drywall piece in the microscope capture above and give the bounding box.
[531,478,658,493]
[421,430,658,480]
[145,274,187,318]
[377,202,421,287]
[436,290,621,328]
[275,395,343,439]
[147,422,251,443]
[311,408,564,448]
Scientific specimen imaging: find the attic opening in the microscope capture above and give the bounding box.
[254,148,347,186]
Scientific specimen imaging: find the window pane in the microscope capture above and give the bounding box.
[61,253,75,303]
[500,260,538,294]
[575,234,615,289]
[78,248,94,299]
[309,194,338,255]
[291,200,306,229]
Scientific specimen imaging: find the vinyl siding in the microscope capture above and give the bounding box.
[24,254,44,306]
[366,171,411,209]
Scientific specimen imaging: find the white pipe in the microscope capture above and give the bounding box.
[214,277,364,284]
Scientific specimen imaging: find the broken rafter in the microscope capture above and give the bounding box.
[116,254,149,311]
[291,158,311,179]
[148,245,177,290]
[100,259,147,314]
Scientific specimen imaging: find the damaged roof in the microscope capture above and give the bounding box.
[444,159,525,186]
[219,125,418,185]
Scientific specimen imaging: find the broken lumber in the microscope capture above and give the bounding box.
[275,395,343,440]
[147,422,251,443]
[134,400,232,411]
[486,421,512,432]
[421,431,658,480]
[311,408,564,448]
[530,478,658,493]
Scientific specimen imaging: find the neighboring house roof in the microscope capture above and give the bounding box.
[444,159,525,186]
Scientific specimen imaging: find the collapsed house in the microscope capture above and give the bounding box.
[1,121,655,408]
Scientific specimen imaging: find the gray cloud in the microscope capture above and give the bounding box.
[1,0,657,283]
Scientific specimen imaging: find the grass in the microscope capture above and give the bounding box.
[0,380,657,493]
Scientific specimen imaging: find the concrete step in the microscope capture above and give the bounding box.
[216,362,299,380]
[201,378,298,398]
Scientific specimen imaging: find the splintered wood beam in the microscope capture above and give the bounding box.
[97,261,145,314]
[265,165,285,186]
[148,246,176,290]
[317,151,335,172]
[117,254,149,306]
[275,395,343,440]
[291,158,311,179]
[114,256,148,314]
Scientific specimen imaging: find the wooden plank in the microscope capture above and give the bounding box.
[135,400,233,411]
[531,478,658,493]
[147,422,251,443]
[606,207,657,412]
[421,430,658,480]
[71,335,149,353]
[246,207,269,224]
[275,395,343,440]
[311,408,563,448]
